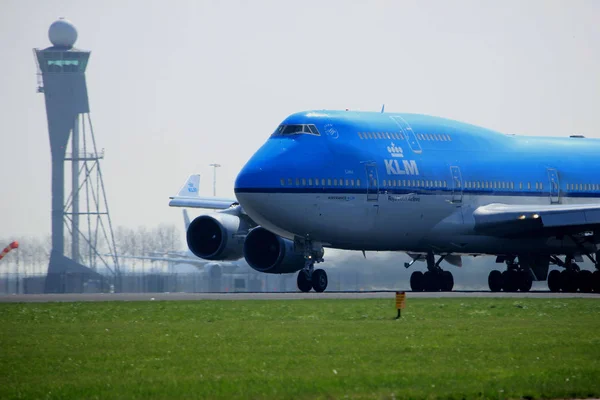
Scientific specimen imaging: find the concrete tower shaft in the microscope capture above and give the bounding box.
[35,48,90,258]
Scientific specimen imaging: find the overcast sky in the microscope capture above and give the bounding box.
[1,0,599,242]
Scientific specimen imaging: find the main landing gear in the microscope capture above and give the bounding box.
[488,257,533,292]
[409,253,454,292]
[296,238,327,293]
[547,255,600,293]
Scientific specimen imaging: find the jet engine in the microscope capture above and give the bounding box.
[186,214,245,261]
[244,227,316,274]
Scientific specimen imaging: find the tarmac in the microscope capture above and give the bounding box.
[0,290,598,302]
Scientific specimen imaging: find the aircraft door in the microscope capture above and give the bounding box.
[450,166,463,203]
[547,168,560,204]
[364,162,379,202]
[390,116,422,154]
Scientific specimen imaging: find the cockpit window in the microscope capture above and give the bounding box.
[272,124,320,137]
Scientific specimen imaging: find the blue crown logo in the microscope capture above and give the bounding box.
[387,143,404,157]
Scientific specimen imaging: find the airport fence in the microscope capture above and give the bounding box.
[0,269,420,294]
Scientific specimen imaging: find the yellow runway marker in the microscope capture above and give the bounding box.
[395,291,406,319]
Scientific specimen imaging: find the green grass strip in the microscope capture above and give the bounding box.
[0,298,599,399]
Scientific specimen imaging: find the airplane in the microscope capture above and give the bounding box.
[169,110,600,294]
[118,175,238,275]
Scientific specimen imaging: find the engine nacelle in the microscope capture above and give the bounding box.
[244,227,308,274]
[186,214,245,261]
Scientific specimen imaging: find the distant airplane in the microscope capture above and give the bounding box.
[120,175,238,275]
[170,110,600,294]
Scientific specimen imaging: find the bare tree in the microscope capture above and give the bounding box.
[136,226,154,271]
[154,223,180,253]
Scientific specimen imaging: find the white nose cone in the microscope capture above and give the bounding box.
[48,18,78,48]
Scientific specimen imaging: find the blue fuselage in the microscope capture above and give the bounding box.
[234,110,600,256]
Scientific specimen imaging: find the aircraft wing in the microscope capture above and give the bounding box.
[169,196,239,209]
[168,173,238,209]
[116,254,208,265]
[473,203,600,237]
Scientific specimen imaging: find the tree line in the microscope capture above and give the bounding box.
[0,223,181,275]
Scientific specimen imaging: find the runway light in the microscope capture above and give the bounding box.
[533,214,540,219]
[518,215,526,220]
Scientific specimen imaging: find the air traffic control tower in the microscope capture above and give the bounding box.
[34,18,120,293]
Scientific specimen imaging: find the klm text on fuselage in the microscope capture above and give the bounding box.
[384,159,420,176]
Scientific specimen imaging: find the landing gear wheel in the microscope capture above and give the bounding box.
[311,269,328,293]
[519,270,533,292]
[297,271,312,293]
[503,270,519,292]
[547,269,561,292]
[561,270,579,293]
[488,270,503,292]
[441,271,454,291]
[593,270,600,293]
[423,271,440,292]
[410,271,424,292]
[578,270,593,293]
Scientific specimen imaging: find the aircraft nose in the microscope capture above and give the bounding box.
[234,162,264,190]
[235,133,331,192]
[235,140,288,191]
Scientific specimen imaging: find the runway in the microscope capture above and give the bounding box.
[0,291,598,302]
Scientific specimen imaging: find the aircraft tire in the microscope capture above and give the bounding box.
[592,270,600,293]
[297,271,312,293]
[410,271,424,292]
[503,270,519,292]
[311,269,328,293]
[547,269,561,292]
[578,270,593,293]
[519,270,533,292]
[561,270,579,293]
[423,271,438,292]
[488,270,503,292]
[441,271,454,291]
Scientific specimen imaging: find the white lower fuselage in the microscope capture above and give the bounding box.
[237,191,600,256]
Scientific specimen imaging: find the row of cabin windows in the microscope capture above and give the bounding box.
[280,178,600,192]
[464,181,516,190]
[568,183,600,191]
[358,132,405,140]
[357,132,453,141]
[382,179,448,188]
[464,181,546,190]
[280,178,362,187]
[464,182,598,191]
[416,133,452,142]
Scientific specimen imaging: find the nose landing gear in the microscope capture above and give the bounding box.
[297,262,328,293]
[296,238,327,293]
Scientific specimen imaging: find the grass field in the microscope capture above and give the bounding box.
[1,298,599,400]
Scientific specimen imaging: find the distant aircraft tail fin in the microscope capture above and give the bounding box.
[183,209,191,231]
[176,174,200,197]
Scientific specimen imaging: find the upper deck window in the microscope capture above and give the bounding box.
[272,124,320,137]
